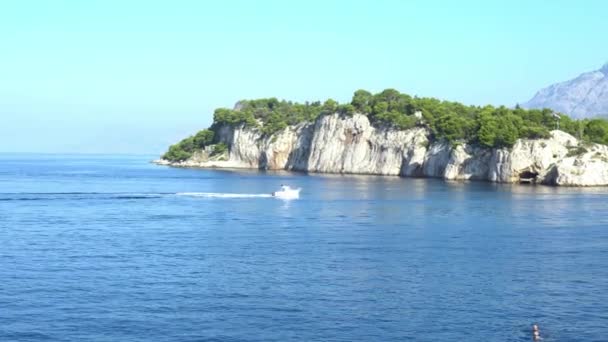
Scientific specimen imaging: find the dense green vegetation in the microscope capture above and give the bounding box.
[210,142,228,157]
[566,146,589,158]
[163,89,608,161]
[349,89,557,147]
[162,129,214,161]
[352,89,608,147]
[211,98,358,136]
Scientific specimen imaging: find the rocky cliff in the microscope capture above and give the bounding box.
[157,113,608,186]
[523,62,608,118]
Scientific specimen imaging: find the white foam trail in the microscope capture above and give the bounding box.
[176,192,273,198]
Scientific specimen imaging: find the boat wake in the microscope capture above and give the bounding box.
[175,192,273,198]
[0,190,297,201]
[0,192,168,201]
[178,185,301,200]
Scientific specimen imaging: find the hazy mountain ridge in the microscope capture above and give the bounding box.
[524,63,608,118]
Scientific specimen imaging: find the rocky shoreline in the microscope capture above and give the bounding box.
[155,113,608,186]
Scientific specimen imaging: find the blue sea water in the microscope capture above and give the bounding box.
[1,154,607,342]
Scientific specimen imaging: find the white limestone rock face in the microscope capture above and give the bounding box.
[224,127,264,168]
[549,143,608,186]
[480,130,608,186]
[260,123,313,170]
[399,129,430,177]
[158,114,608,186]
[488,130,572,183]
[204,122,313,170]
[443,144,494,180]
[307,114,428,175]
[420,142,450,178]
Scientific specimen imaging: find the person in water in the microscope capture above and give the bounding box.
[532,324,541,340]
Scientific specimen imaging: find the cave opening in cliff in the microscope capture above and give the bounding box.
[519,170,539,184]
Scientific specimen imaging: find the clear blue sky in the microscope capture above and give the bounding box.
[1,0,607,154]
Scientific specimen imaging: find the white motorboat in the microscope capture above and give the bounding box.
[272,184,301,199]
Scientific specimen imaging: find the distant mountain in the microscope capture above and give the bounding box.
[523,63,608,118]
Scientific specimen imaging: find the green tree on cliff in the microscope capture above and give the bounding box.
[163,89,608,161]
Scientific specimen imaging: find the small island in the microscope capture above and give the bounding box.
[156,89,608,186]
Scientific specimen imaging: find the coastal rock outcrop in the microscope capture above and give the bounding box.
[158,114,608,186]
